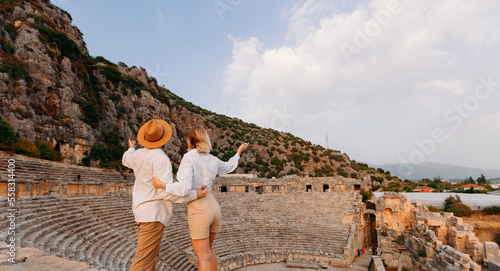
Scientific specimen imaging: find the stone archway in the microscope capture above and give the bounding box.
[363,210,378,248]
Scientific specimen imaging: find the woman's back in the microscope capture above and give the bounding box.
[177,149,240,191]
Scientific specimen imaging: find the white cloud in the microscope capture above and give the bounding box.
[223,36,262,94]
[222,0,500,168]
[283,0,337,42]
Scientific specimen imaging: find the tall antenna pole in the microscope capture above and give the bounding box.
[325,134,329,149]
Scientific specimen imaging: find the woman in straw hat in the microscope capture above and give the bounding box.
[152,126,249,271]
[122,120,207,271]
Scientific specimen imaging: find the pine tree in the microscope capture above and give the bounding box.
[464,176,475,184]
[477,174,487,185]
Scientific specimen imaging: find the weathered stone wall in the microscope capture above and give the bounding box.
[0,152,371,198]
[373,192,500,271]
[0,153,132,197]
[369,256,385,271]
[213,174,371,194]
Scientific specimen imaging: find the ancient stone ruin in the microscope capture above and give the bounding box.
[370,192,500,271]
[1,152,500,270]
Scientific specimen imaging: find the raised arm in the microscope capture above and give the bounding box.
[217,143,249,175]
[121,139,137,169]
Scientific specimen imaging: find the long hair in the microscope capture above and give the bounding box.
[187,126,212,153]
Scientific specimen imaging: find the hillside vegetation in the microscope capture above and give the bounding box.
[0,0,390,181]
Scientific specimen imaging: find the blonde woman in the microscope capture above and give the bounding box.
[152,127,249,271]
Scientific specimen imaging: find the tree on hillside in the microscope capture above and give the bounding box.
[477,174,487,185]
[428,181,438,189]
[0,115,16,146]
[403,186,414,192]
[444,195,472,217]
[464,176,476,184]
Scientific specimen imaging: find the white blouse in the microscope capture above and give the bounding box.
[164,149,240,196]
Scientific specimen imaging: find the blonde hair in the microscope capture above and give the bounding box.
[187,127,212,153]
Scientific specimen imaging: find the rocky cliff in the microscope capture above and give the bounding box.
[0,0,386,180]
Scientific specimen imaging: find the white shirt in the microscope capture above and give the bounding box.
[163,149,240,197]
[122,147,197,226]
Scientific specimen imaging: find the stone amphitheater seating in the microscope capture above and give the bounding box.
[0,155,125,183]
[211,192,357,269]
[0,191,359,270]
[0,154,360,270]
[0,195,197,271]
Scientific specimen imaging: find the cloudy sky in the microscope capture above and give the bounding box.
[54,0,500,170]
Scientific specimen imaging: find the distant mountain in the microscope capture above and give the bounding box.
[489,177,500,183]
[371,162,500,181]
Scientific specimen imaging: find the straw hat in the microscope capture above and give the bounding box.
[137,119,172,148]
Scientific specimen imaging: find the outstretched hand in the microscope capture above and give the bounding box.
[128,139,137,149]
[237,143,250,155]
[196,185,208,199]
[152,176,165,189]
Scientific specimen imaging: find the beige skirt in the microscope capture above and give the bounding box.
[186,192,221,240]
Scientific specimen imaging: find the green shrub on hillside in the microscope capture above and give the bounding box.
[221,152,235,161]
[94,56,114,65]
[80,101,101,128]
[361,190,373,203]
[270,156,282,166]
[0,0,24,15]
[483,206,500,215]
[81,156,90,167]
[351,161,369,171]
[0,116,64,161]
[13,140,41,157]
[330,154,344,162]
[371,176,384,183]
[444,195,473,217]
[101,66,121,84]
[89,142,109,162]
[255,155,268,166]
[338,171,348,177]
[36,141,63,161]
[403,186,414,192]
[266,171,278,178]
[0,55,32,82]
[0,115,16,146]
[0,38,15,54]
[36,25,81,59]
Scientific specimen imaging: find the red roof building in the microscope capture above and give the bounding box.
[414,186,435,193]
[458,184,485,191]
